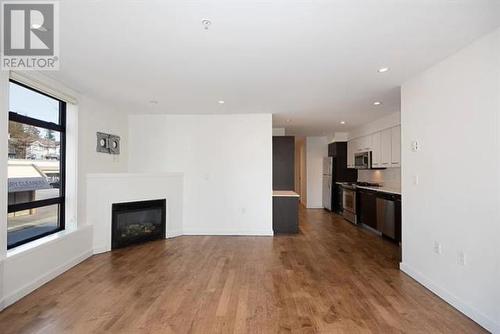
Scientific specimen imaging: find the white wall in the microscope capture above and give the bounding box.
[305,136,328,209]
[401,28,500,333]
[272,127,286,136]
[77,98,128,226]
[128,114,273,235]
[2,226,93,309]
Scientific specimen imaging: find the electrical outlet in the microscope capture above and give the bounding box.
[457,252,466,266]
[413,175,419,185]
[433,241,442,254]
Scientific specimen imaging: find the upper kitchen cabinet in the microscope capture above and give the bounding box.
[347,125,401,169]
[391,126,401,167]
[273,136,295,190]
[380,128,392,167]
[328,142,337,156]
[357,135,372,152]
[347,140,354,168]
[371,131,381,168]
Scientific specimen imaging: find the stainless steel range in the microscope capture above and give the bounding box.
[340,182,381,224]
[341,184,357,224]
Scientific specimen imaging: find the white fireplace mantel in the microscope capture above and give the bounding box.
[86,173,184,254]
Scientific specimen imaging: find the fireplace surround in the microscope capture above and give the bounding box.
[111,199,166,249]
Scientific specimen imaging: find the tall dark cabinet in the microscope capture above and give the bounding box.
[272,136,298,234]
[328,142,357,213]
[272,136,295,190]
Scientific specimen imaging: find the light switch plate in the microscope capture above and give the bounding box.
[411,140,420,152]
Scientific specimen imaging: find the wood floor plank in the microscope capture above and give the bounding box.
[0,207,486,333]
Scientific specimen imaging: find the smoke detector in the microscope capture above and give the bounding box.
[202,19,212,30]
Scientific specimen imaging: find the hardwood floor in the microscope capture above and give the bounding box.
[0,208,485,333]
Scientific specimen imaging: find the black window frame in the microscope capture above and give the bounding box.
[7,79,66,249]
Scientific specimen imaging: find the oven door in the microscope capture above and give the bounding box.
[354,152,371,169]
[342,188,357,224]
[342,188,356,213]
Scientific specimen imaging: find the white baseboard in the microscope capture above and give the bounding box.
[166,229,183,238]
[93,246,109,255]
[400,262,498,333]
[0,249,93,311]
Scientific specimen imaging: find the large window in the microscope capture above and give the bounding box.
[7,80,66,249]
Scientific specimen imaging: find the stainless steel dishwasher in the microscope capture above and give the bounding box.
[376,193,401,240]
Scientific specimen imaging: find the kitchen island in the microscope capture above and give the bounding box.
[272,191,300,234]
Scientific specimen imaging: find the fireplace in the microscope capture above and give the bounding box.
[111,199,166,249]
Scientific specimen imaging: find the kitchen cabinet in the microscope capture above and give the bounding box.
[333,184,343,214]
[357,135,371,152]
[351,138,358,154]
[371,132,381,167]
[328,143,335,157]
[347,140,354,168]
[347,125,401,169]
[357,188,402,242]
[273,136,295,190]
[273,194,299,234]
[391,126,401,167]
[357,189,377,229]
[380,128,392,167]
[329,142,357,181]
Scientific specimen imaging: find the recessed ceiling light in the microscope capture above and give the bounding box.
[286,119,291,123]
[340,121,346,125]
[378,67,389,73]
[373,101,382,106]
[218,100,225,104]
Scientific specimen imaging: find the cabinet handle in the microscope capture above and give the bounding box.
[382,163,389,165]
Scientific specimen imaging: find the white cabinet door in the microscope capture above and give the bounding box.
[366,135,372,151]
[352,138,359,153]
[357,135,371,152]
[355,137,363,152]
[371,131,381,167]
[391,125,401,167]
[349,138,358,168]
[380,128,392,167]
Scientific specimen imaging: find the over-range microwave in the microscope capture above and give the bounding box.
[354,151,371,169]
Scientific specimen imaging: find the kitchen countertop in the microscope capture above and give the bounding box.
[336,182,401,195]
[272,190,300,197]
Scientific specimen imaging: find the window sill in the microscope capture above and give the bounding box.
[6,224,89,259]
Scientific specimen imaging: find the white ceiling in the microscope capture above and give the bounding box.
[49,0,500,135]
